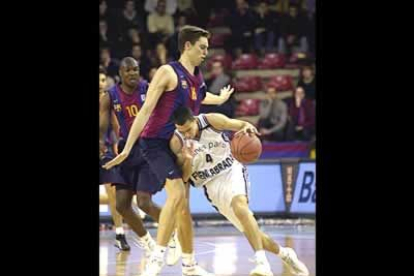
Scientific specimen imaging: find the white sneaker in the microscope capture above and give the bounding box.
[166,230,182,266]
[182,263,214,276]
[141,253,164,276]
[249,258,273,276]
[133,235,155,258]
[280,247,309,276]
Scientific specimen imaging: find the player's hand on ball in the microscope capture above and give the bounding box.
[102,150,129,170]
[235,123,260,137]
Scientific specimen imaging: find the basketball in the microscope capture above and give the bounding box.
[231,133,262,164]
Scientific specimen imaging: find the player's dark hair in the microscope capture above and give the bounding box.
[178,25,210,54]
[172,106,195,126]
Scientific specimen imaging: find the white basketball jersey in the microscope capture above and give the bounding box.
[174,114,238,187]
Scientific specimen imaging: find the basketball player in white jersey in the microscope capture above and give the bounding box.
[169,106,309,276]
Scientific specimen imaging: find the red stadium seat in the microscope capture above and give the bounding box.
[258,53,286,69]
[231,54,259,70]
[232,76,263,93]
[210,33,231,47]
[285,52,308,69]
[207,53,233,70]
[235,99,261,116]
[265,75,294,91]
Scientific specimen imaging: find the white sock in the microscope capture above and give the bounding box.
[255,250,268,264]
[154,245,167,258]
[277,246,287,258]
[115,227,124,235]
[182,252,196,266]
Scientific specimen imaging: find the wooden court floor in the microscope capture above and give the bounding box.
[100,225,315,276]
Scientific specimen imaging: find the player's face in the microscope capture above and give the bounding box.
[186,37,209,66]
[120,65,140,87]
[176,119,198,139]
[99,73,107,91]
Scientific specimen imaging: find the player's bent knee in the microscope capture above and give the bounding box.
[136,194,152,213]
[164,178,186,209]
[116,198,131,216]
[232,199,250,220]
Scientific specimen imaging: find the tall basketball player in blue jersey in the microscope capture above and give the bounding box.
[103,25,234,276]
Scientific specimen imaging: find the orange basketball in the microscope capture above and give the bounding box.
[231,134,262,164]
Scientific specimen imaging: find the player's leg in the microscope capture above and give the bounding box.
[136,161,182,265]
[204,166,273,276]
[136,191,161,222]
[165,181,211,276]
[99,191,109,204]
[136,191,182,266]
[231,195,264,250]
[156,178,185,249]
[260,231,309,275]
[115,186,155,255]
[229,195,273,276]
[105,184,130,251]
[230,195,308,276]
[212,164,308,276]
[140,139,212,276]
[141,177,186,276]
[105,184,124,231]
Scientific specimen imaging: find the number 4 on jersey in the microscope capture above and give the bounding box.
[206,154,213,163]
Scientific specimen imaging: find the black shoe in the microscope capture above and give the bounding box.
[115,234,131,251]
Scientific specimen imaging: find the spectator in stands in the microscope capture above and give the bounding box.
[278,4,308,55]
[297,65,315,101]
[273,0,289,13]
[100,47,120,79]
[200,61,235,118]
[286,86,315,141]
[100,20,115,49]
[228,0,256,56]
[177,0,196,18]
[131,44,150,80]
[147,0,175,45]
[117,28,143,57]
[253,1,281,56]
[104,66,116,90]
[258,87,288,141]
[99,0,108,21]
[302,2,315,55]
[127,28,142,46]
[145,0,177,15]
[118,0,145,37]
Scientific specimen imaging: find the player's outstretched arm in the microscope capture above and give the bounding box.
[204,113,260,137]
